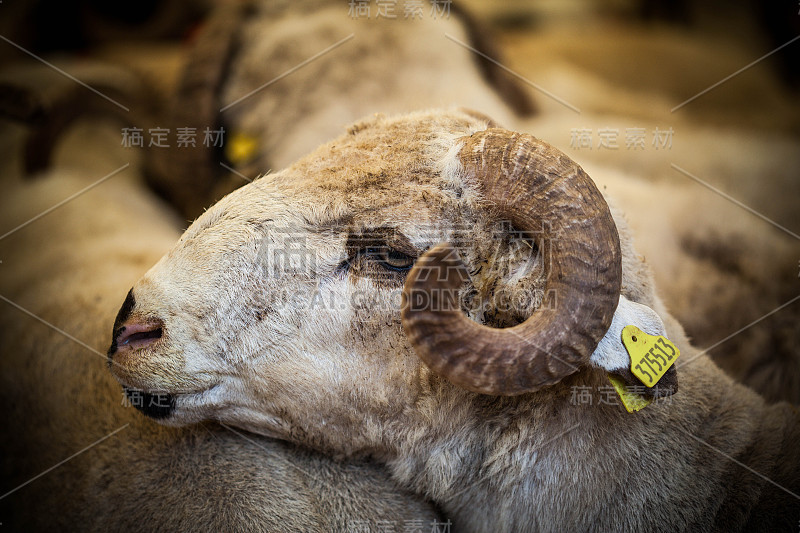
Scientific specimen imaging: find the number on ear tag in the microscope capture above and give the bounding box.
[621,325,680,387]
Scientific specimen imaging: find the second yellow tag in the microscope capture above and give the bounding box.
[225,132,260,165]
[607,374,652,413]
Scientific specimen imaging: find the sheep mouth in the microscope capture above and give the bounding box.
[123,388,176,419]
[122,384,222,421]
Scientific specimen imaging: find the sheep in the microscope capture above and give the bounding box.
[142,0,535,219]
[0,91,441,530]
[9,1,535,221]
[11,0,795,406]
[40,0,796,407]
[108,108,800,532]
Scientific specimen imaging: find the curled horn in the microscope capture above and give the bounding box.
[144,2,249,220]
[401,129,622,396]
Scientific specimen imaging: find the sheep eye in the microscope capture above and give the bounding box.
[365,246,415,272]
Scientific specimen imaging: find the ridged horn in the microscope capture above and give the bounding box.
[401,129,622,396]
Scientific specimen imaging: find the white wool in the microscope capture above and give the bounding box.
[590,295,667,373]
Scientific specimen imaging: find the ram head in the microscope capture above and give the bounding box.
[107,109,675,455]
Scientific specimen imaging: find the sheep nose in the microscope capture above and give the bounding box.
[114,321,163,351]
[107,288,163,358]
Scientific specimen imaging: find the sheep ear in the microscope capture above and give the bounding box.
[590,295,678,398]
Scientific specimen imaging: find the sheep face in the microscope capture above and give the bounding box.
[108,110,486,450]
[108,109,624,455]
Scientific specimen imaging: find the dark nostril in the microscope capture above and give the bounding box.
[121,327,163,345]
[115,322,163,351]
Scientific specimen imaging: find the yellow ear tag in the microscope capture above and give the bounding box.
[621,325,680,387]
[225,132,260,165]
[607,374,651,413]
